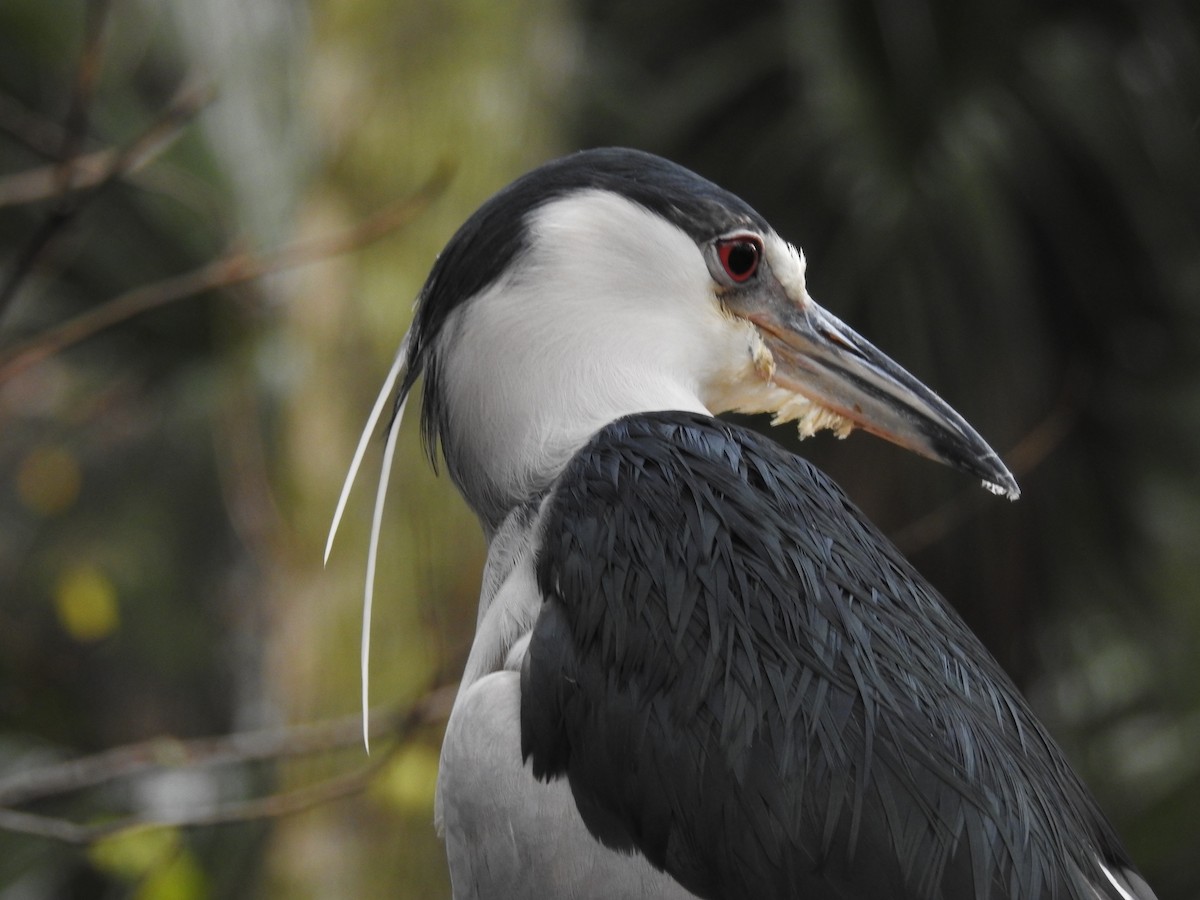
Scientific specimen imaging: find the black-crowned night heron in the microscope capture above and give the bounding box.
[329,148,1155,900]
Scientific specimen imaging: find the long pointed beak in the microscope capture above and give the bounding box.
[742,296,1020,500]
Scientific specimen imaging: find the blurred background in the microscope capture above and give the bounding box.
[1,0,1198,897]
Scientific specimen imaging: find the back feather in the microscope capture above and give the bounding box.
[522,411,1154,900]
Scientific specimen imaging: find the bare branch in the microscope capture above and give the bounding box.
[0,162,453,383]
[0,92,71,158]
[0,808,92,844]
[0,0,115,320]
[58,0,112,170]
[0,684,456,844]
[0,80,215,319]
[0,756,389,846]
[0,86,210,209]
[0,685,456,809]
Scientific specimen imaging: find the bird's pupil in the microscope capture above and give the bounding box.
[727,242,756,277]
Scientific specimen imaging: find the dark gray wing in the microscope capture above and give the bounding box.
[521,410,1153,900]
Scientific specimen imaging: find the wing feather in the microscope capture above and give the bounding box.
[521,410,1155,900]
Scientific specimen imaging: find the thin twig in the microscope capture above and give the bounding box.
[0,684,456,844]
[0,91,71,158]
[0,685,456,808]
[0,92,204,208]
[0,0,114,320]
[0,808,90,843]
[0,753,390,845]
[0,163,454,383]
[59,0,113,169]
[0,81,215,316]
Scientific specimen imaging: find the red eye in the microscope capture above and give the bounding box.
[716,235,762,283]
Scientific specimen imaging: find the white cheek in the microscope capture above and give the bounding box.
[524,190,736,400]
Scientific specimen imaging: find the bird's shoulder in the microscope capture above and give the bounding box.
[534,409,967,685]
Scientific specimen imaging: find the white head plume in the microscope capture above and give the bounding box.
[324,329,412,752]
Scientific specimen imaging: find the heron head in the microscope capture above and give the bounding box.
[400,148,1018,526]
[701,224,1019,501]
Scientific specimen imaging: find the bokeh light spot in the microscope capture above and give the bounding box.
[55,565,120,642]
[16,444,82,516]
[371,743,440,814]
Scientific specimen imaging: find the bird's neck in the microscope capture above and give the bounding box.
[443,359,711,534]
[430,307,723,532]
